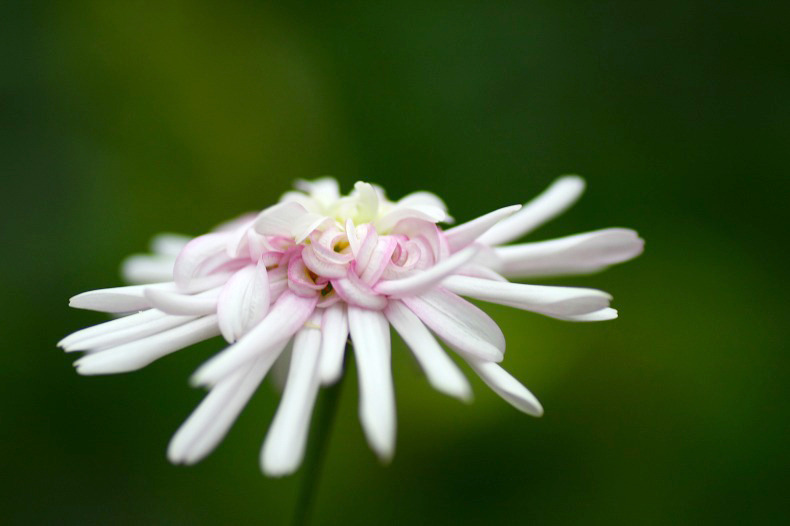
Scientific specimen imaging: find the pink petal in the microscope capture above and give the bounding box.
[402,288,505,362]
[331,266,388,310]
[191,291,317,386]
[217,261,270,343]
[373,245,480,298]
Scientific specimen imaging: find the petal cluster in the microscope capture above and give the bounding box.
[60,176,643,475]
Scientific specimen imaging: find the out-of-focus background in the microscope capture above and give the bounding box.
[2,1,788,524]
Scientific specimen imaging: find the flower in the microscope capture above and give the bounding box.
[60,176,643,476]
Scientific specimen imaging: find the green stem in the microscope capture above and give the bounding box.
[291,359,346,526]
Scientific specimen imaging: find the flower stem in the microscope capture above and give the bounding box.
[291,359,346,526]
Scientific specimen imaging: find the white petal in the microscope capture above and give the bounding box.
[348,306,396,462]
[385,301,471,401]
[59,308,167,349]
[401,289,505,362]
[261,316,323,476]
[352,181,380,224]
[217,262,270,343]
[295,177,340,207]
[443,205,522,252]
[478,176,585,246]
[168,342,285,465]
[75,315,220,375]
[319,304,349,385]
[144,287,220,316]
[562,307,618,322]
[150,233,192,256]
[374,245,480,298]
[69,284,160,313]
[397,191,449,216]
[492,228,645,278]
[63,311,198,352]
[375,204,448,232]
[192,292,317,387]
[253,202,310,237]
[121,255,175,284]
[442,275,612,320]
[173,233,230,289]
[465,359,543,416]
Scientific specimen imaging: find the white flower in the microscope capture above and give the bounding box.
[60,176,643,476]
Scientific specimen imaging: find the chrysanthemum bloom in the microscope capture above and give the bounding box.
[60,176,643,475]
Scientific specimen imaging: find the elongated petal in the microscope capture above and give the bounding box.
[442,275,612,319]
[75,315,220,375]
[69,284,160,313]
[385,301,471,401]
[168,343,285,465]
[359,236,398,285]
[492,228,644,278]
[173,233,230,289]
[59,309,162,349]
[261,315,323,476]
[562,307,618,322]
[144,288,220,316]
[64,311,198,352]
[319,304,349,385]
[374,245,480,298]
[465,359,543,416]
[348,306,396,462]
[444,205,522,252]
[192,292,317,386]
[478,176,585,246]
[402,288,505,362]
[217,262,270,343]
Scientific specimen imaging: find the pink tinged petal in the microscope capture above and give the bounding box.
[319,304,349,385]
[331,268,388,311]
[478,175,586,246]
[465,359,543,416]
[253,202,310,237]
[287,257,323,298]
[391,219,448,261]
[401,289,505,362]
[375,204,448,232]
[359,236,398,285]
[144,287,220,316]
[385,301,471,401]
[173,233,230,289]
[191,291,318,387]
[74,315,220,375]
[301,245,348,279]
[492,228,645,278]
[373,245,480,298]
[442,275,612,320]
[121,255,175,284]
[351,224,378,270]
[443,205,522,252]
[168,343,286,465]
[225,219,256,258]
[217,262,271,343]
[348,307,396,462]
[260,314,323,476]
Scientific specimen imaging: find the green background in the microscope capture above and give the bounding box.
[2,1,788,524]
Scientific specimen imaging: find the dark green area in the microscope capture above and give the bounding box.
[2,1,787,524]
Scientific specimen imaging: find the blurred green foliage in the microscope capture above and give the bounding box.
[1,1,788,524]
